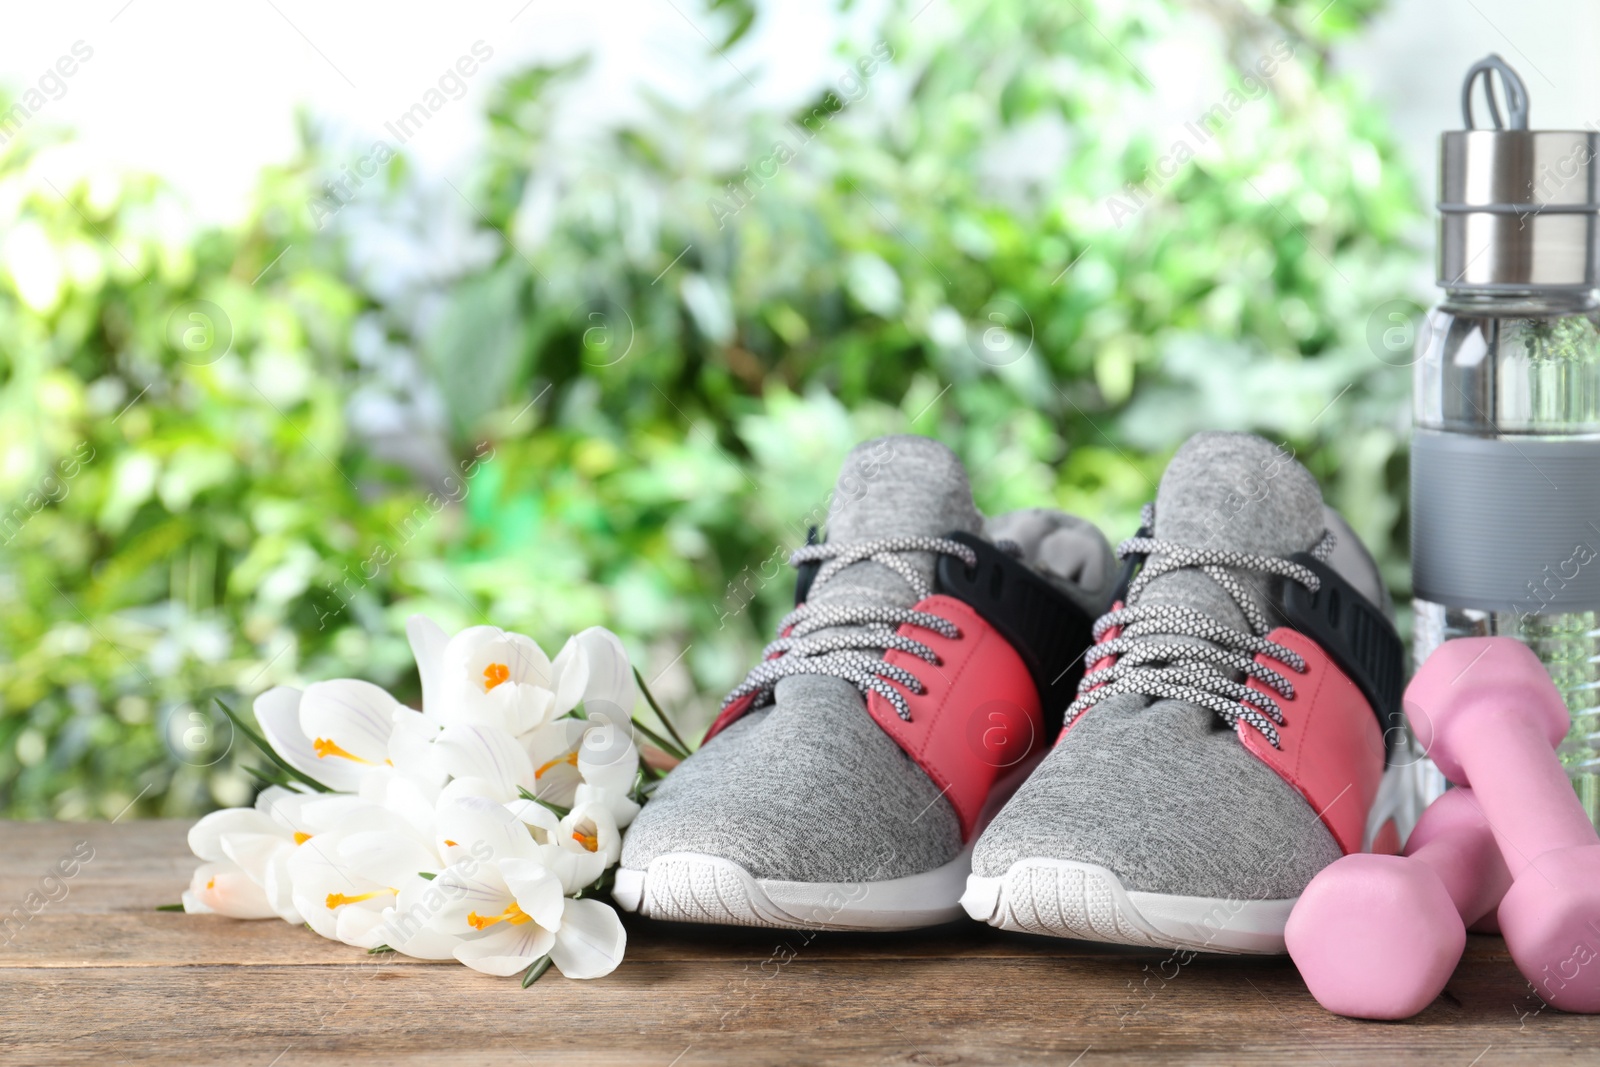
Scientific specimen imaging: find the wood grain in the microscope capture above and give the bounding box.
[0,820,1588,1066]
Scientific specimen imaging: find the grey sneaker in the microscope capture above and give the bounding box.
[963,432,1417,953]
[614,435,1114,930]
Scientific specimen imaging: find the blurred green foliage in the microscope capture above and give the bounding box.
[0,0,1426,818]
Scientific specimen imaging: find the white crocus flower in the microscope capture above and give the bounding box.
[182,786,359,922]
[411,617,561,736]
[434,856,566,976]
[550,626,639,724]
[183,799,285,920]
[271,792,425,947]
[524,717,641,827]
[557,801,623,868]
[183,859,277,919]
[254,680,406,792]
[184,616,638,983]
[428,797,626,979]
[287,825,400,948]
[184,803,285,919]
[408,615,639,736]
[432,722,537,804]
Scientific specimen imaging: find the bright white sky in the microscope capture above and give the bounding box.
[0,0,1593,224]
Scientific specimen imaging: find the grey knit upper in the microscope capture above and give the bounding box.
[971,432,1354,898]
[621,436,980,881]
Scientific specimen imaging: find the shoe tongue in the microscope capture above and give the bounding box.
[1137,432,1326,631]
[812,435,983,609]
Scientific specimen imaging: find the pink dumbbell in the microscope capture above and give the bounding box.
[1286,786,1512,1019]
[1406,637,1600,1014]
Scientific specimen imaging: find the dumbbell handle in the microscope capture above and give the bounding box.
[1406,638,1598,881]
[1433,700,1595,880]
[1403,787,1511,926]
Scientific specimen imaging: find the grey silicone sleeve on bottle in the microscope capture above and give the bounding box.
[1411,430,1600,613]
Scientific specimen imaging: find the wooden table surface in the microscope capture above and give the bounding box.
[0,820,1593,1066]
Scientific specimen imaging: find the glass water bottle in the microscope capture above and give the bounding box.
[1411,56,1600,825]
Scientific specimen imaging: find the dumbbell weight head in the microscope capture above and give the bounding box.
[1498,845,1600,1013]
[1286,853,1466,1020]
[1404,638,1569,788]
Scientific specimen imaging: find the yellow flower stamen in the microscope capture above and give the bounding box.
[443,839,458,848]
[572,830,599,853]
[483,662,511,691]
[206,878,216,890]
[466,901,532,931]
[535,751,579,779]
[293,831,312,845]
[325,888,396,910]
[313,737,374,764]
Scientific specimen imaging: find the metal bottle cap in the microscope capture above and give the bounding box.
[1438,55,1600,292]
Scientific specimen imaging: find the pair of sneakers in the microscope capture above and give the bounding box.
[613,432,1416,953]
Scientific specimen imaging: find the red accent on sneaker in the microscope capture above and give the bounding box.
[1238,627,1386,856]
[702,693,754,744]
[865,594,1043,840]
[1055,600,1124,747]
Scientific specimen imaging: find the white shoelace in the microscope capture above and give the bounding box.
[721,535,980,721]
[1065,507,1336,748]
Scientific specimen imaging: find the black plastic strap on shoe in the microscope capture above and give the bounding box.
[793,526,821,607]
[1108,523,1153,606]
[1275,553,1409,762]
[935,530,1099,734]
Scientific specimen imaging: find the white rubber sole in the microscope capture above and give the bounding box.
[612,847,973,931]
[961,752,1432,954]
[961,858,1296,954]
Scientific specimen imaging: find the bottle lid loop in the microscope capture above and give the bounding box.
[1461,53,1529,131]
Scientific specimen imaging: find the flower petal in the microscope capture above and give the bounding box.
[335,902,391,949]
[255,686,362,792]
[452,922,556,977]
[523,718,586,807]
[338,829,438,888]
[430,861,514,936]
[553,626,638,721]
[434,723,534,800]
[577,724,639,794]
[535,841,607,896]
[497,857,564,930]
[287,832,387,941]
[406,614,451,722]
[550,898,626,980]
[186,861,278,920]
[387,709,445,790]
[379,875,461,960]
[436,796,538,863]
[188,807,279,862]
[218,831,292,882]
[573,783,641,830]
[261,849,302,924]
[299,678,400,766]
[503,797,560,838]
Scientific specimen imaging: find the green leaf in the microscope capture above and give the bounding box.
[155,903,185,912]
[417,871,437,881]
[521,954,554,988]
[633,668,691,758]
[214,698,332,794]
[368,944,396,954]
